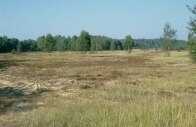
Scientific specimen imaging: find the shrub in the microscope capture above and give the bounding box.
[188,38,196,62]
[80,84,91,89]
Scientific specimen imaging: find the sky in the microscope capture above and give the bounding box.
[0,0,195,40]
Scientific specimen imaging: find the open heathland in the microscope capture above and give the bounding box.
[0,50,195,127]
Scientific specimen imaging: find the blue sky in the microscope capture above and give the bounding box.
[0,0,195,40]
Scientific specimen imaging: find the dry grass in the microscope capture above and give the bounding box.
[0,50,195,127]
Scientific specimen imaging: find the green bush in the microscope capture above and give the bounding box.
[188,38,196,62]
[80,84,91,89]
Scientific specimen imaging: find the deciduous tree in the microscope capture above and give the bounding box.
[160,23,177,56]
[187,5,196,62]
[77,31,91,53]
[124,35,134,53]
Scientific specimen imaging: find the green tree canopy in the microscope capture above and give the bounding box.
[70,35,78,51]
[160,23,177,54]
[187,5,196,34]
[77,31,91,52]
[55,35,67,51]
[187,5,196,62]
[45,33,55,52]
[37,36,45,51]
[110,39,117,52]
[124,35,134,53]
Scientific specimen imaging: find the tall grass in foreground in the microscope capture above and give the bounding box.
[9,99,195,127]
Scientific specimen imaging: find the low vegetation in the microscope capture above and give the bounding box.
[0,50,195,127]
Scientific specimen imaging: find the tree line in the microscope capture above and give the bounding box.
[0,32,186,53]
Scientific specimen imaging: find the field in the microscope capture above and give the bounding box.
[0,50,195,127]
